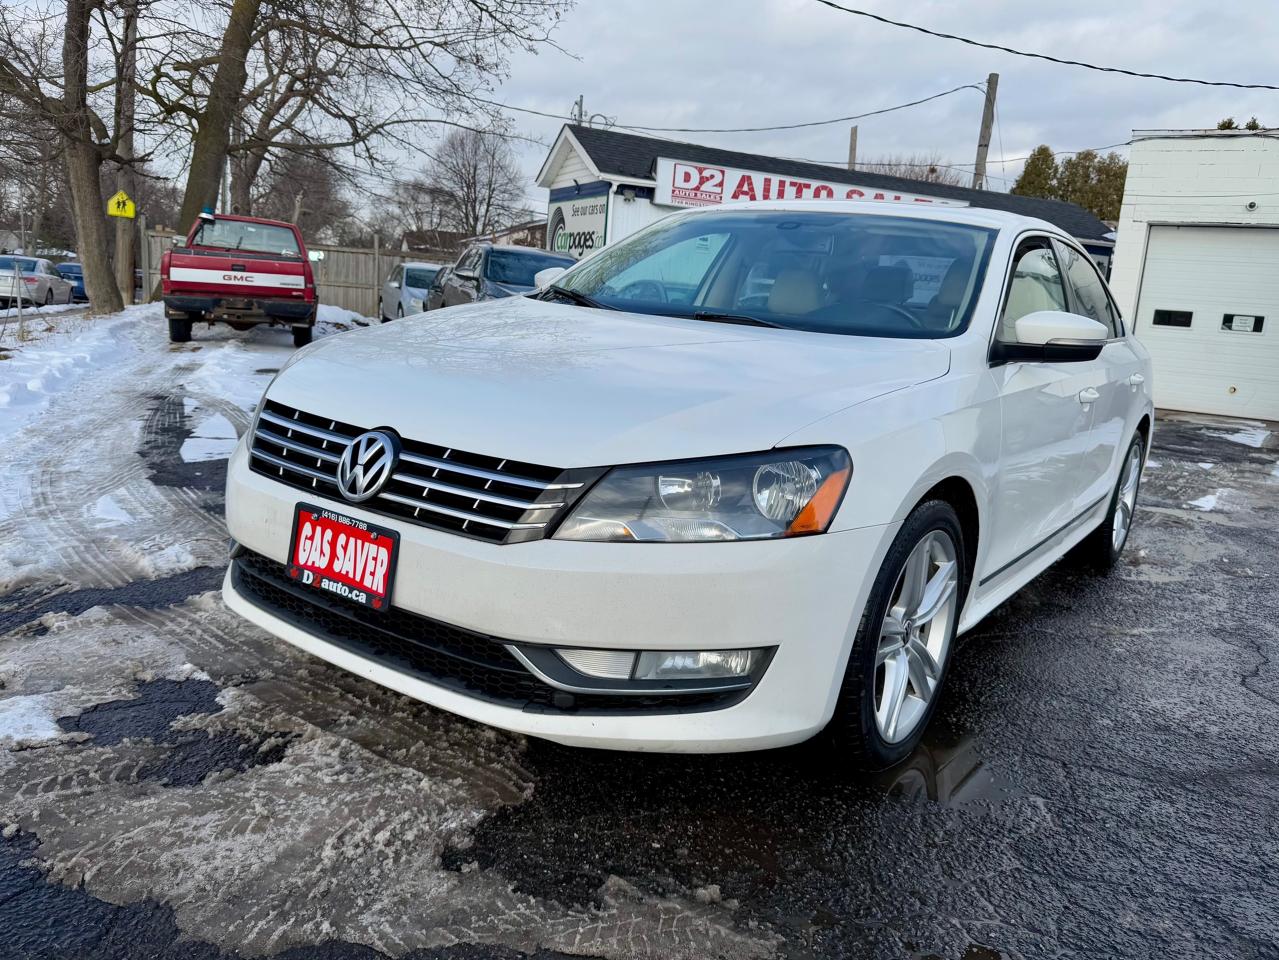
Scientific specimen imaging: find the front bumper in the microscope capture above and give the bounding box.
[223,438,896,752]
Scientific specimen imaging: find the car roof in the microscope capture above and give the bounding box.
[664,199,1068,240]
[484,244,573,259]
[402,261,442,269]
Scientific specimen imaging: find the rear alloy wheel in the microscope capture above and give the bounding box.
[830,500,965,769]
[1071,434,1145,571]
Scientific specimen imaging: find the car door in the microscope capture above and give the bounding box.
[44,262,68,302]
[381,265,401,318]
[1054,239,1144,509]
[984,236,1104,578]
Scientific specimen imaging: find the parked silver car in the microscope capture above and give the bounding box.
[379,261,442,321]
[0,256,75,307]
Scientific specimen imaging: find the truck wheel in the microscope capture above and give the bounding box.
[292,325,313,348]
[168,316,193,343]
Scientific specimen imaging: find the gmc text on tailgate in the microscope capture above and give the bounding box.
[161,211,318,347]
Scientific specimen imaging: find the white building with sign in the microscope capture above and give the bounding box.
[536,124,1115,266]
[1109,129,1279,421]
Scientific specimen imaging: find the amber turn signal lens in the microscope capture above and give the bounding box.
[785,465,850,536]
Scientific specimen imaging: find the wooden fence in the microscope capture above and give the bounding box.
[142,229,457,318]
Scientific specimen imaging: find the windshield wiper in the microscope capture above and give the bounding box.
[541,285,614,310]
[691,311,784,328]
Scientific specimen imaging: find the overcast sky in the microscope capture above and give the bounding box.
[484,0,1277,212]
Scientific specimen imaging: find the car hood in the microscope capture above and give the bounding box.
[269,296,951,467]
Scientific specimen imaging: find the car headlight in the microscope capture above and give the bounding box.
[553,446,851,543]
[410,297,424,311]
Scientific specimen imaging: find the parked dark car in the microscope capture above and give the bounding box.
[429,243,575,310]
[54,262,88,302]
[424,266,453,312]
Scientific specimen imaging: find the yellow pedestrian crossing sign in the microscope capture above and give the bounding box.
[107,190,136,219]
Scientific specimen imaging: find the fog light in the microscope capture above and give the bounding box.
[633,649,762,681]
[556,648,637,680]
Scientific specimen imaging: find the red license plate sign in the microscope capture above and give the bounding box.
[287,503,399,610]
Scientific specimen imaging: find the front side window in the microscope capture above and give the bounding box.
[554,209,997,338]
[191,219,301,257]
[998,242,1067,343]
[485,248,573,286]
[1058,242,1121,337]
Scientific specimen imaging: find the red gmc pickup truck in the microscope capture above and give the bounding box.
[161,213,317,346]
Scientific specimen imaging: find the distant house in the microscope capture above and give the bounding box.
[399,229,468,255]
[464,219,547,249]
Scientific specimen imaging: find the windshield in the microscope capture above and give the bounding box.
[404,267,437,289]
[191,219,301,257]
[554,209,997,338]
[485,248,573,286]
[0,257,37,274]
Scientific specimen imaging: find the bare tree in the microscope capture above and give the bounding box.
[426,128,525,236]
[857,152,966,186]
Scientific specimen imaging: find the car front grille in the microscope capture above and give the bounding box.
[248,399,601,544]
[232,550,748,715]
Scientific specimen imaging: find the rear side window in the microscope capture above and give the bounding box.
[1058,242,1121,337]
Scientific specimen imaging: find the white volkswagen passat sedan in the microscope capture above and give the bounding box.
[223,202,1152,767]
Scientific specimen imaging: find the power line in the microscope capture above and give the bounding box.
[810,0,1279,91]
[470,83,982,136]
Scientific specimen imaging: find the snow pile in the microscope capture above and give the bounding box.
[1186,489,1231,512]
[0,301,84,321]
[1207,423,1271,448]
[317,304,372,328]
[0,693,62,744]
[0,305,157,443]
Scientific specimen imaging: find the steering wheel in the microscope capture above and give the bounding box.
[615,279,667,303]
[852,299,924,330]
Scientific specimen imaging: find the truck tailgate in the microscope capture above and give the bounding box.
[166,250,308,298]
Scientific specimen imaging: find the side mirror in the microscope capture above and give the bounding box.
[454,266,477,281]
[534,266,567,289]
[993,311,1109,364]
[171,235,183,246]
[389,280,400,289]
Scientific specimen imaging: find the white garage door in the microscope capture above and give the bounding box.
[1135,224,1279,420]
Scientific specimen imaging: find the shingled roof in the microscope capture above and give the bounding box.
[563,124,1112,243]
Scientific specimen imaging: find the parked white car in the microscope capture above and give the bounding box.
[379,261,442,321]
[223,202,1153,765]
[0,256,75,307]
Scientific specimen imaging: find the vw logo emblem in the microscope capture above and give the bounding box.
[336,430,399,502]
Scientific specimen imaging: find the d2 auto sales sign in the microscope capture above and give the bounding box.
[653,157,966,209]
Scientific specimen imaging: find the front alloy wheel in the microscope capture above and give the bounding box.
[1071,433,1145,571]
[874,530,958,744]
[830,500,966,769]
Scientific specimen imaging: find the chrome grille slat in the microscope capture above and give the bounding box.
[393,471,563,510]
[251,448,336,485]
[249,400,589,545]
[398,450,582,490]
[259,409,354,445]
[378,492,546,530]
[256,428,341,463]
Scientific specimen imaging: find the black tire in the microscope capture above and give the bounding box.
[827,500,967,770]
[168,315,193,343]
[1069,434,1145,572]
[43,289,53,306]
[396,304,404,319]
[292,324,313,348]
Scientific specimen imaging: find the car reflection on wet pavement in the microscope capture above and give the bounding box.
[2,402,1278,960]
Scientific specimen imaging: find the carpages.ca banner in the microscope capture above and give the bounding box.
[653,158,966,209]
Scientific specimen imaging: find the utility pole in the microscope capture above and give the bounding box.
[114,0,138,304]
[571,95,584,124]
[846,125,858,171]
[971,72,999,190]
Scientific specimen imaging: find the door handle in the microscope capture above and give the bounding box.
[1078,387,1100,404]
[1128,373,1146,386]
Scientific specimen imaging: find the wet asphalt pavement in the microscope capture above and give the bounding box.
[1,320,1277,960]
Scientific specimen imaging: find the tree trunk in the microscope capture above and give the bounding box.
[229,144,265,215]
[175,0,262,233]
[63,0,122,313]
